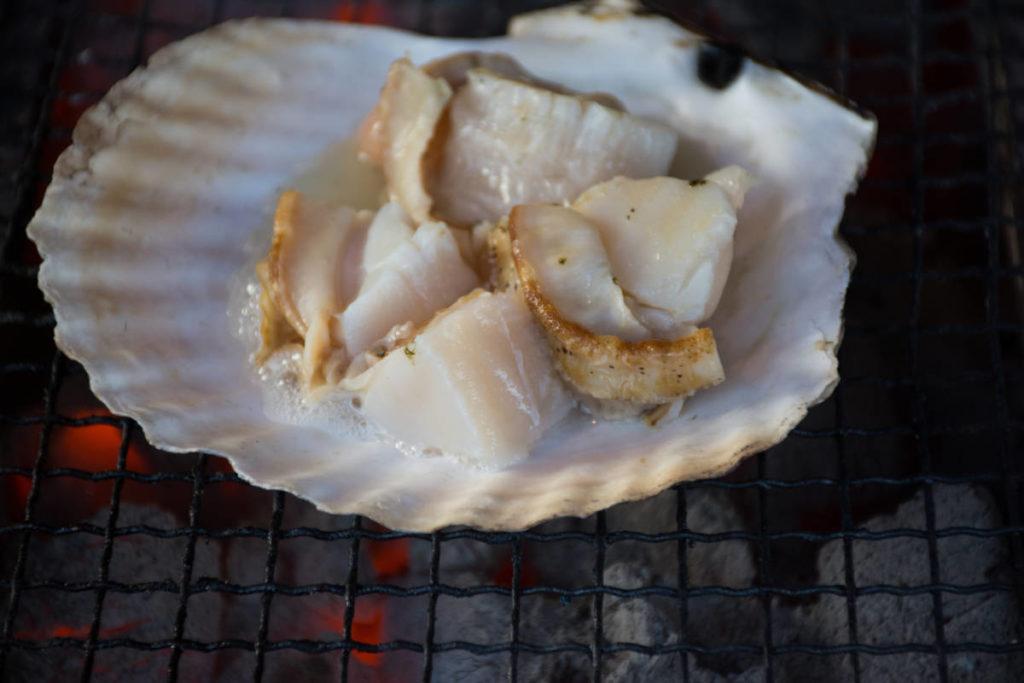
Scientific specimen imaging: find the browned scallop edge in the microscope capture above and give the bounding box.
[264,189,308,337]
[507,206,724,404]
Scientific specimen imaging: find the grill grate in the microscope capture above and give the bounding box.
[1,0,1023,680]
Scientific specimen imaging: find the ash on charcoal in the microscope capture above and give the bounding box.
[522,558,764,683]
[222,506,361,680]
[4,503,226,682]
[429,595,518,682]
[606,487,764,677]
[421,487,768,681]
[601,561,680,680]
[527,516,597,590]
[407,531,506,585]
[774,484,1022,682]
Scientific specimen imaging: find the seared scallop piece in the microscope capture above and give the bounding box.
[255,261,300,365]
[509,205,724,416]
[475,218,517,291]
[355,289,572,466]
[360,201,414,271]
[510,204,647,341]
[430,68,678,227]
[259,190,372,385]
[573,166,750,337]
[357,58,452,224]
[337,205,478,360]
[507,168,749,416]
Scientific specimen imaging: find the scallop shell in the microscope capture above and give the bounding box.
[28,2,875,531]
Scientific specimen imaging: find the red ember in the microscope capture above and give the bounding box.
[16,617,145,641]
[305,597,386,668]
[332,1,394,25]
[365,522,411,579]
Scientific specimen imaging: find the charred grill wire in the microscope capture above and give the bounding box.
[1,0,1023,680]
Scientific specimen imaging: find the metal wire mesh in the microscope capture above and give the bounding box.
[1,0,1023,680]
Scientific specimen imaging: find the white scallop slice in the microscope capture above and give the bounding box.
[510,204,647,341]
[267,190,370,335]
[337,219,478,359]
[574,168,751,337]
[430,68,679,227]
[361,201,414,272]
[508,205,725,415]
[27,2,876,530]
[358,290,573,466]
[357,58,452,224]
[262,190,371,385]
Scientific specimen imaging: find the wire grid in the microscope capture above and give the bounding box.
[0,0,1023,680]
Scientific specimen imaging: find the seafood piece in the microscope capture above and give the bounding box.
[509,204,647,341]
[254,262,299,365]
[260,190,371,384]
[430,68,678,227]
[573,167,751,337]
[477,219,517,291]
[337,216,478,359]
[358,58,452,223]
[509,204,724,415]
[358,290,572,465]
[263,190,370,335]
[361,201,414,271]
[505,167,748,411]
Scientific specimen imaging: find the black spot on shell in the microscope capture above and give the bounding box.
[689,179,707,187]
[697,41,744,90]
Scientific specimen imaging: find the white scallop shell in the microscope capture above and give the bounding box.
[28,3,875,530]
